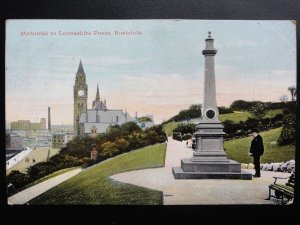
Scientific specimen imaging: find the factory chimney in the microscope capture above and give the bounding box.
[48,107,51,131]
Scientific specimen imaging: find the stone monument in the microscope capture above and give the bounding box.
[172,32,252,179]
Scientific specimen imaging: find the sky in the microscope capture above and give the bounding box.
[5,20,296,125]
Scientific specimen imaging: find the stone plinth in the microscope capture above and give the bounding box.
[172,167,252,179]
[172,122,252,180]
[181,159,241,172]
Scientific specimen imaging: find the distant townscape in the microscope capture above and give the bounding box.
[6,60,154,170]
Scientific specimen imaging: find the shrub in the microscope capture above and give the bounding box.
[218,106,234,114]
[82,158,96,168]
[243,118,259,132]
[278,114,296,146]
[271,114,283,124]
[6,170,30,190]
[173,132,182,141]
[173,123,196,135]
[182,133,192,140]
[223,120,239,134]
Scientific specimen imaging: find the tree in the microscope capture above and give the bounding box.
[288,86,296,101]
[230,100,256,111]
[249,102,267,122]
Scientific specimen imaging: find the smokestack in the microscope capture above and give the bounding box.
[48,107,51,131]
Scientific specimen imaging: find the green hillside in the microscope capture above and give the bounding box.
[163,109,283,136]
[29,143,167,205]
[220,109,282,123]
[225,127,295,163]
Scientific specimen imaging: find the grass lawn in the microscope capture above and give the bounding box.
[29,143,167,205]
[219,109,283,123]
[225,127,295,164]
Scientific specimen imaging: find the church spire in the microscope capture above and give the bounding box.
[95,83,100,102]
[77,60,85,74]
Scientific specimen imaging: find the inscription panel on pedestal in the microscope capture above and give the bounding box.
[201,138,220,151]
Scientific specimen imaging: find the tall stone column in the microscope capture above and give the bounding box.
[172,32,252,180]
[202,31,219,123]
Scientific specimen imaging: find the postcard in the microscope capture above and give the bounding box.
[5,20,296,205]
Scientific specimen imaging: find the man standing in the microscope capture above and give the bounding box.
[249,129,264,177]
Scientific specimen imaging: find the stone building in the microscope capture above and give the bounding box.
[73,60,134,137]
[52,132,74,148]
[52,133,64,148]
[11,118,46,131]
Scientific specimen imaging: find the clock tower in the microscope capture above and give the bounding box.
[74,60,88,136]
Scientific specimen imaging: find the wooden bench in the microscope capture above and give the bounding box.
[265,173,295,205]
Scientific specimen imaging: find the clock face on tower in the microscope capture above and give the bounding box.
[78,90,85,96]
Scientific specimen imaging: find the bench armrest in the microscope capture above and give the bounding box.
[273,176,290,184]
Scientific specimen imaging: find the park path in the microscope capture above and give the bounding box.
[7,168,83,205]
[111,137,288,205]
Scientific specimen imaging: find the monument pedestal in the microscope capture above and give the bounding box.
[172,122,252,180]
[173,159,252,179]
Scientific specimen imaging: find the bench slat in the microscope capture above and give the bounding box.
[269,184,294,195]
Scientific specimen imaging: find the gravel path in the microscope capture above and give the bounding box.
[111,137,289,205]
[7,168,83,205]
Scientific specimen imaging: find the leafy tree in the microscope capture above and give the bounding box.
[249,102,268,122]
[230,100,251,111]
[62,136,95,158]
[120,122,142,135]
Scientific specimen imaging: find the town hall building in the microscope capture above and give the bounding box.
[73,60,134,137]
